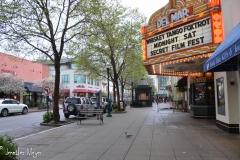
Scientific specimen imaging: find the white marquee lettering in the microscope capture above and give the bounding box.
[147,17,212,58]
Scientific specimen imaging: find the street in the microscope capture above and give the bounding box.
[0,109,69,139]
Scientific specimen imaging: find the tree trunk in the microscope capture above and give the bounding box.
[115,80,120,111]
[53,60,60,123]
[113,84,116,103]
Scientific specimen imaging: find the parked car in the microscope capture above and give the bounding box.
[63,97,96,118]
[0,99,28,117]
[90,96,111,113]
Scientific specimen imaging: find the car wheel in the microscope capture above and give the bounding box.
[67,104,76,113]
[22,107,28,115]
[64,113,70,118]
[1,109,8,117]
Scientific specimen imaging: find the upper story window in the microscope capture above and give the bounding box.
[70,64,78,69]
[61,75,70,84]
[91,79,94,85]
[95,80,100,86]
[87,77,91,84]
[49,66,55,71]
[74,74,86,83]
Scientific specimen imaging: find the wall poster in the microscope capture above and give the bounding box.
[216,77,225,115]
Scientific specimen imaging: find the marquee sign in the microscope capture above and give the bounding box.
[157,8,192,28]
[146,17,212,59]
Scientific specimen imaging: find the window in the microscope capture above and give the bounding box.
[61,75,70,84]
[95,80,100,86]
[70,64,78,69]
[87,77,91,84]
[52,75,55,79]
[11,100,19,104]
[49,66,55,71]
[74,74,86,83]
[194,83,206,105]
[216,77,225,115]
[91,79,94,85]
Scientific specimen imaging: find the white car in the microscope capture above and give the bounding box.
[0,99,28,117]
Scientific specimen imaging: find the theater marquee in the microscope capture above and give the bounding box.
[140,0,223,76]
[147,17,212,59]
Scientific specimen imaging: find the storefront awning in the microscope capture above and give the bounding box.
[174,76,187,87]
[24,82,42,93]
[72,89,88,93]
[60,89,70,93]
[203,23,240,72]
[88,90,97,93]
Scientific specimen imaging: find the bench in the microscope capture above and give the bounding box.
[77,109,104,125]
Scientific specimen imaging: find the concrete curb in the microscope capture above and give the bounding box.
[39,121,74,126]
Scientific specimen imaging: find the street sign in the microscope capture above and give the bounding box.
[44,86,51,96]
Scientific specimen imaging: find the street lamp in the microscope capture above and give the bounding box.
[106,65,112,117]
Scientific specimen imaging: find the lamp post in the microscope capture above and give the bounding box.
[106,66,112,117]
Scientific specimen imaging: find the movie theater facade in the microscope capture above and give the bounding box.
[141,0,240,133]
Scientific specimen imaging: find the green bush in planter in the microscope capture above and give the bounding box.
[112,103,118,110]
[43,111,53,123]
[0,134,18,160]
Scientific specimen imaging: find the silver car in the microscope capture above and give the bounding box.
[0,99,28,117]
[63,97,96,118]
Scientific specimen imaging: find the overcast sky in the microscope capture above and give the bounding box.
[120,0,169,21]
[120,0,170,88]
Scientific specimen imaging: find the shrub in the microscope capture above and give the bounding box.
[113,109,119,113]
[43,111,53,123]
[112,103,118,110]
[0,134,18,160]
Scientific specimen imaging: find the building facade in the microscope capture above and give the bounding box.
[0,52,49,107]
[48,59,111,100]
[141,0,240,133]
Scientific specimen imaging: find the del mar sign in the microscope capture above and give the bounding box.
[157,8,191,28]
[146,17,212,59]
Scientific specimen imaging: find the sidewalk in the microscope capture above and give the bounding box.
[16,102,240,160]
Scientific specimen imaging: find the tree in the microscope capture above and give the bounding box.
[0,0,103,122]
[0,73,25,95]
[73,0,146,110]
[33,77,55,90]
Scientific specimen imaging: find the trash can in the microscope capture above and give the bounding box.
[120,101,125,111]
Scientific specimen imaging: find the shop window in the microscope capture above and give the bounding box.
[194,83,206,105]
[216,77,225,115]
[206,82,215,105]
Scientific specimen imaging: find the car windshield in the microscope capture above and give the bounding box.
[65,98,80,104]
[91,98,97,103]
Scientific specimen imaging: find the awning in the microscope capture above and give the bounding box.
[203,22,240,72]
[88,90,97,93]
[72,89,88,93]
[24,82,42,93]
[60,89,70,93]
[174,76,187,87]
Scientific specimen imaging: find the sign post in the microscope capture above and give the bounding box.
[44,86,51,112]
